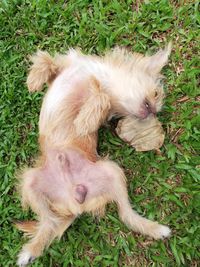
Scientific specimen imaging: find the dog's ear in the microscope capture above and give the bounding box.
[145,42,172,75]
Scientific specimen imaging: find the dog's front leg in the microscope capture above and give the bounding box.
[74,77,111,136]
[17,216,75,266]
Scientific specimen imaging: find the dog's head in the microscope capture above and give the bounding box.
[106,43,172,119]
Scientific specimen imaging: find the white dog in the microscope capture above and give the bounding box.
[27,43,171,140]
[16,44,171,266]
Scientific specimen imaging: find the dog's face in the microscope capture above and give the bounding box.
[107,43,171,119]
[122,73,165,119]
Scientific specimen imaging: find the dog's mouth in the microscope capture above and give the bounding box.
[138,101,157,119]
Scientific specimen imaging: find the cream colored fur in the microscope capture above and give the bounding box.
[27,44,171,136]
[16,45,171,266]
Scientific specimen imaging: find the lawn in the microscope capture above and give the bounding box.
[0,0,199,266]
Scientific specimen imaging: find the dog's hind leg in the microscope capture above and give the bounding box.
[116,194,171,240]
[17,215,75,267]
[103,161,171,240]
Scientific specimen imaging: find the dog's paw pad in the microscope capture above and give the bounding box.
[17,250,35,266]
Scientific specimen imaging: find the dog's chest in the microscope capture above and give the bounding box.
[42,59,108,115]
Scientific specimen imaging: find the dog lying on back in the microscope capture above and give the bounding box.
[27,43,171,137]
[16,45,171,266]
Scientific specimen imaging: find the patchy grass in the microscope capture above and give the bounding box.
[0,0,199,266]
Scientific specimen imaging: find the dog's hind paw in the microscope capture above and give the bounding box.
[159,225,171,239]
[17,250,35,267]
[151,224,171,240]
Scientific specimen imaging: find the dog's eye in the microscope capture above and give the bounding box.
[155,91,158,98]
[145,102,149,108]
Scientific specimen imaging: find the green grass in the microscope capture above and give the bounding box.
[0,0,199,266]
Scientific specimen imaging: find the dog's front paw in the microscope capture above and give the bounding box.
[150,224,171,240]
[17,249,35,267]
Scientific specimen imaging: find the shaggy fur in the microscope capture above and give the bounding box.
[16,45,171,266]
[27,43,171,136]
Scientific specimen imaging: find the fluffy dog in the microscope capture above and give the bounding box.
[16,45,171,266]
[27,43,171,137]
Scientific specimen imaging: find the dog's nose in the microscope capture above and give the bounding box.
[139,101,157,119]
[139,107,149,119]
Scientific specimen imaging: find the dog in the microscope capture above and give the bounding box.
[16,45,171,266]
[27,43,171,136]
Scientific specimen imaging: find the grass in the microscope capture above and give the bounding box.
[0,0,199,266]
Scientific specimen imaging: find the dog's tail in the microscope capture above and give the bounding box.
[14,220,38,237]
[27,51,70,92]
